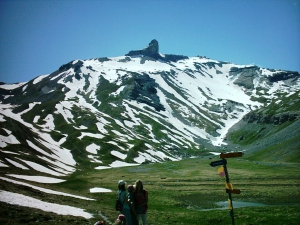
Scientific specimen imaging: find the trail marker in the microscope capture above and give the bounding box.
[209,159,226,167]
[209,152,243,225]
[225,182,233,190]
[228,199,233,210]
[226,188,241,195]
[218,166,225,177]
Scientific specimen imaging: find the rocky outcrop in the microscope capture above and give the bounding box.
[163,54,188,62]
[230,66,260,89]
[59,60,84,72]
[126,39,159,58]
[230,66,299,90]
[125,39,188,62]
[243,112,300,125]
[267,71,299,83]
[126,73,165,111]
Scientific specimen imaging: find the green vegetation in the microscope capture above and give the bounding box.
[1,155,299,225]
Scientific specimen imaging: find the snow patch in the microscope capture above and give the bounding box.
[33,74,49,84]
[5,158,29,170]
[0,190,93,219]
[86,143,100,154]
[0,177,95,200]
[89,187,112,193]
[6,174,66,183]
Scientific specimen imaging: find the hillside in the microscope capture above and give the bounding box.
[0,39,299,223]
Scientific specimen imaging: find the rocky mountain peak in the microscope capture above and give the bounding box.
[126,39,159,58]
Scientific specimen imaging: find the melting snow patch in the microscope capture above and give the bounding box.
[95,166,111,170]
[78,132,105,140]
[33,115,40,123]
[111,151,127,160]
[55,102,74,124]
[6,174,66,183]
[17,159,66,176]
[0,160,9,167]
[1,150,19,155]
[0,82,27,90]
[33,74,49,84]
[0,177,95,200]
[146,149,180,161]
[75,125,88,130]
[0,190,93,219]
[86,143,100,154]
[5,158,29,170]
[88,155,102,163]
[34,137,76,167]
[38,114,55,131]
[0,129,20,148]
[110,160,139,168]
[89,187,112,193]
[22,84,28,92]
[96,122,109,134]
[0,114,5,121]
[18,102,41,115]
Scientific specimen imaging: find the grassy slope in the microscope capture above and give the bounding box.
[0,155,299,225]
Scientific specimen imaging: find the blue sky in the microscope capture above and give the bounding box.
[0,0,299,84]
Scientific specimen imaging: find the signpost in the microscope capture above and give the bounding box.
[209,159,226,167]
[209,152,243,225]
[226,188,241,194]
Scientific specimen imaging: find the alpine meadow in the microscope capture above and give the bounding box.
[0,40,299,225]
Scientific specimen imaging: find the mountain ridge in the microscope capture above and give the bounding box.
[0,40,299,177]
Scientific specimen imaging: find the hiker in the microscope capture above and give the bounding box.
[117,180,132,225]
[134,180,148,225]
[114,214,125,225]
[127,185,139,225]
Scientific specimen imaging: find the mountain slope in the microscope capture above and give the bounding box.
[226,90,300,163]
[1,39,299,177]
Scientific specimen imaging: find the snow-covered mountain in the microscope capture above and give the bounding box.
[1,39,299,178]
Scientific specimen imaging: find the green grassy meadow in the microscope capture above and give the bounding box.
[1,155,300,224]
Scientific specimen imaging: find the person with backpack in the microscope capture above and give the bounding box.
[134,180,148,225]
[117,180,132,225]
[127,185,139,225]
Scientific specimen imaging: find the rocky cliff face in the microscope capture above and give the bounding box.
[231,66,259,89]
[127,73,165,111]
[126,39,159,58]
[230,66,299,90]
[126,39,188,62]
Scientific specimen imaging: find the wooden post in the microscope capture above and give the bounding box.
[222,158,235,225]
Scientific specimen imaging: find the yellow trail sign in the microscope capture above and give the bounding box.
[228,199,233,210]
[226,182,233,190]
[218,166,225,177]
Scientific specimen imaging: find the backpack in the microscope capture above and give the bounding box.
[115,191,124,211]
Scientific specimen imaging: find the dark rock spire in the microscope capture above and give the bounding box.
[126,39,159,58]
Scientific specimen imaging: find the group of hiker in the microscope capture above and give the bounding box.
[94,180,148,225]
[116,179,148,225]
[94,179,148,225]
